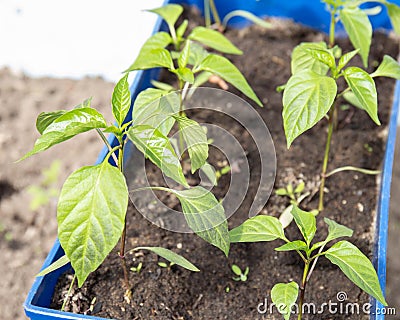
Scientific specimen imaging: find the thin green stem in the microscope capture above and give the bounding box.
[318,104,335,211]
[96,128,119,164]
[204,0,211,28]
[298,262,310,320]
[325,166,381,178]
[329,8,336,48]
[209,0,221,29]
[61,274,76,311]
[178,80,186,158]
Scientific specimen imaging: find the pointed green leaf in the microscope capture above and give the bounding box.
[291,206,316,246]
[343,91,364,110]
[325,240,387,305]
[197,54,262,106]
[291,42,330,75]
[232,264,242,276]
[343,67,379,125]
[57,163,128,287]
[176,19,188,40]
[36,110,66,134]
[148,4,183,30]
[167,186,229,256]
[37,255,70,277]
[174,67,195,84]
[338,49,360,72]
[371,55,400,79]
[275,240,308,252]
[200,162,217,186]
[178,40,191,69]
[132,89,180,136]
[324,218,353,243]
[188,43,209,68]
[175,116,208,173]
[127,125,188,187]
[271,282,299,320]
[112,74,131,126]
[125,48,174,72]
[135,247,199,272]
[20,108,107,160]
[387,3,400,35]
[307,48,335,69]
[188,26,242,55]
[229,215,285,243]
[340,7,372,67]
[282,70,337,147]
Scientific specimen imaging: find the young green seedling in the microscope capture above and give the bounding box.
[280,0,400,211]
[230,206,387,319]
[231,264,250,282]
[130,262,143,274]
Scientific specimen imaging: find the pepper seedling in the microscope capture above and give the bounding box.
[230,206,387,320]
[231,264,250,282]
[280,0,400,211]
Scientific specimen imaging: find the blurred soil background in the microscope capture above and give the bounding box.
[0,67,399,319]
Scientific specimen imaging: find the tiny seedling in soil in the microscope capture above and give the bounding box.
[130,262,143,274]
[230,206,387,319]
[231,264,249,282]
[280,0,400,211]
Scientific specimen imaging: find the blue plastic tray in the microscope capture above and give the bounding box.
[24,1,400,319]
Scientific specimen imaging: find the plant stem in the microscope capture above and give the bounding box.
[117,139,131,298]
[318,105,335,211]
[329,8,336,48]
[298,262,310,320]
[178,81,185,158]
[209,0,221,29]
[204,0,211,28]
[61,274,76,311]
[96,128,119,164]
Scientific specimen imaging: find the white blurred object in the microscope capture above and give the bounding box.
[0,0,164,82]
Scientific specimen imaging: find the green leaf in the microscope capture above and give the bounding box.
[20,108,107,161]
[271,282,299,320]
[232,264,242,276]
[275,240,308,252]
[325,240,387,305]
[343,67,379,125]
[340,7,372,67]
[37,255,70,277]
[324,218,353,243]
[125,48,174,72]
[370,55,400,79]
[57,162,128,287]
[188,43,209,68]
[338,49,359,72]
[229,215,285,243]
[282,70,337,147]
[176,19,188,40]
[178,40,191,69]
[112,74,131,126]
[188,26,242,55]
[307,48,335,69]
[175,116,208,173]
[148,4,183,30]
[167,186,229,256]
[275,188,288,196]
[135,247,199,272]
[197,54,262,106]
[132,89,179,136]
[151,80,175,92]
[279,205,294,229]
[127,125,188,187]
[291,42,330,75]
[200,162,217,186]
[387,3,400,35]
[36,110,66,134]
[174,67,195,84]
[343,91,364,110]
[124,32,172,72]
[222,10,272,29]
[291,206,316,246]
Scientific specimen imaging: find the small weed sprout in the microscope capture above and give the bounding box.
[231,264,249,282]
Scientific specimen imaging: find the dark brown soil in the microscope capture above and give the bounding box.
[51,7,399,320]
